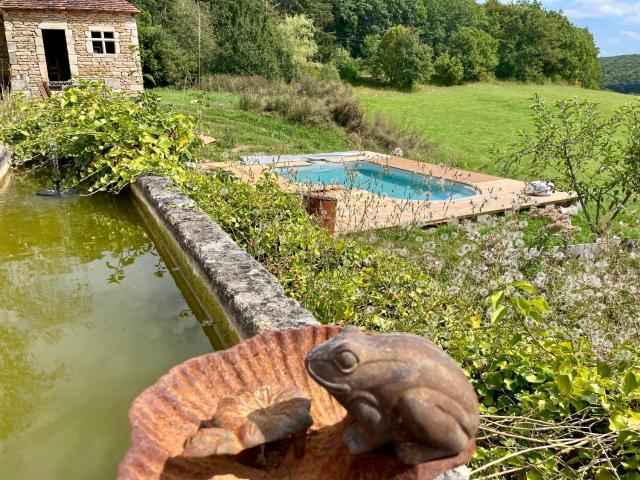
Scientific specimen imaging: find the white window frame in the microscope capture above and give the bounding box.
[86,28,120,56]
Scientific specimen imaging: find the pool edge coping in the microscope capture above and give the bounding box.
[131,175,319,340]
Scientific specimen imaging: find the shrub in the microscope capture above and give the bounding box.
[183,171,640,479]
[373,26,434,89]
[0,81,200,193]
[506,96,640,234]
[198,75,275,95]
[449,27,499,81]
[363,215,640,478]
[331,47,362,82]
[432,53,465,86]
[237,76,427,153]
[315,62,341,82]
[457,285,640,479]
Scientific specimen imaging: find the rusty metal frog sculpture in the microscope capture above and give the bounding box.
[305,327,479,465]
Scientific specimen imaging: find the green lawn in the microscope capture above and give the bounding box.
[355,82,636,176]
[156,83,636,174]
[155,88,353,162]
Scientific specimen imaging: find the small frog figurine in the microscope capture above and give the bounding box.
[305,327,479,465]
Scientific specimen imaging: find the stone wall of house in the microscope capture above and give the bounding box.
[0,17,10,88]
[1,9,143,94]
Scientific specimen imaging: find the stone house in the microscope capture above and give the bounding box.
[0,0,143,95]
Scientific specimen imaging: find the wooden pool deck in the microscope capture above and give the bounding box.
[202,152,577,234]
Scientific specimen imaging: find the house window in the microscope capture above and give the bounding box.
[91,31,117,55]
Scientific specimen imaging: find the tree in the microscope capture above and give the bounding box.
[361,34,382,77]
[449,27,498,81]
[325,0,426,57]
[601,54,640,94]
[205,0,288,79]
[431,53,464,86]
[132,0,603,89]
[134,0,215,85]
[274,0,336,61]
[555,23,602,89]
[484,0,601,87]
[506,97,640,234]
[373,26,433,89]
[485,0,550,82]
[420,0,484,55]
[278,15,320,78]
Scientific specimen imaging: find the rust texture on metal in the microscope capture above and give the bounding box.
[182,385,313,458]
[303,193,338,234]
[306,327,480,465]
[119,326,475,480]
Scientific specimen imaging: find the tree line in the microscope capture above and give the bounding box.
[131,0,602,89]
[601,55,640,95]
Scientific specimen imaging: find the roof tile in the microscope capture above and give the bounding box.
[0,0,139,14]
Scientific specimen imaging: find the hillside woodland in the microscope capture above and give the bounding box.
[601,55,640,94]
[131,0,603,89]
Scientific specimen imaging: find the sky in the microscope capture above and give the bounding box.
[538,0,640,56]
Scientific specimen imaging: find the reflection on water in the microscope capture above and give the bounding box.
[0,175,214,479]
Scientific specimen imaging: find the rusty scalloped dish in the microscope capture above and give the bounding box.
[118,326,474,480]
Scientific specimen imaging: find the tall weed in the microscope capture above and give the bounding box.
[232,76,432,155]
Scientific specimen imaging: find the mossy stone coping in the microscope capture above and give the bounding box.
[132,175,319,340]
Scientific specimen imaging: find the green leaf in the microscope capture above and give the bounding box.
[490,305,507,324]
[513,281,537,293]
[488,290,504,309]
[470,314,482,329]
[623,372,639,394]
[555,374,573,395]
[513,297,532,317]
[609,414,629,432]
[530,296,551,313]
[526,471,544,480]
[525,374,546,383]
[595,468,617,480]
[597,363,613,378]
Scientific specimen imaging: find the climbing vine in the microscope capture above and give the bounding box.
[0,80,200,193]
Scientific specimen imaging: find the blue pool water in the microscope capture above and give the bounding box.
[275,161,478,201]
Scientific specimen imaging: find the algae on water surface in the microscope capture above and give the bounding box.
[0,175,214,479]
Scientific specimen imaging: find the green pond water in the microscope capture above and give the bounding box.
[0,175,216,479]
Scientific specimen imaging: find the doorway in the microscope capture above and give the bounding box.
[42,29,71,82]
[0,16,10,91]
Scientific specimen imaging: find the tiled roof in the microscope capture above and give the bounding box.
[0,0,140,14]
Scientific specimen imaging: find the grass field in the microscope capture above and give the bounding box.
[158,83,636,175]
[155,89,353,162]
[355,82,636,176]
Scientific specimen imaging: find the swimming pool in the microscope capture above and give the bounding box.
[275,161,478,201]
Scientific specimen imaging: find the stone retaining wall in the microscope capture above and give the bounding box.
[0,144,10,183]
[131,175,319,340]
